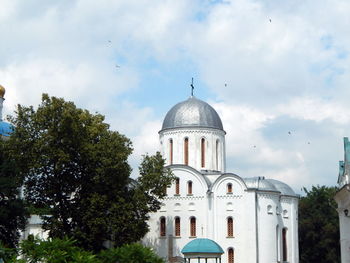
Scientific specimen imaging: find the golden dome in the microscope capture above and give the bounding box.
[0,85,5,98]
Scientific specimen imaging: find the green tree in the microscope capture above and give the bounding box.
[0,140,28,248]
[299,185,340,263]
[6,94,174,251]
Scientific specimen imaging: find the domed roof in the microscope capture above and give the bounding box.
[244,177,279,192]
[0,85,5,98]
[181,238,224,254]
[266,179,296,196]
[161,96,224,131]
[0,121,13,137]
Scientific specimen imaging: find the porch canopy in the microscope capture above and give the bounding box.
[181,238,224,263]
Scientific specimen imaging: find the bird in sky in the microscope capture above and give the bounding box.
[108,40,112,43]
[224,83,227,87]
[269,18,272,22]
[288,131,291,135]
[115,64,120,68]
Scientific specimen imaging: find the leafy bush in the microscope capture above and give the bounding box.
[17,236,98,263]
[98,243,165,263]
[0,243,17,262]
[1,237,164,263]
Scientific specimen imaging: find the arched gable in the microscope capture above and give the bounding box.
[211,173,247,195]
[166,164,210,196]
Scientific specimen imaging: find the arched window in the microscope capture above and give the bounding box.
[216,139,220,170]
[190,217,196,237]
[160,217,166,237]
[187,181,193,195]
[175,178,180,195]
[175,217,181,236]
[227,183,232,193]
[227,217,233,237]
[201,138,205,168]
[169,139,173,165]
[184,138,189,165]
[228,248,234,263]
[282,228,287,261]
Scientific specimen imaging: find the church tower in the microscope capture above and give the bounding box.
[159,96,226,173]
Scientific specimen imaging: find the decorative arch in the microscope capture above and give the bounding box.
[211,173,247,195]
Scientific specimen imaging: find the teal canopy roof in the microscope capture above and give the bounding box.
[181,238,224,254]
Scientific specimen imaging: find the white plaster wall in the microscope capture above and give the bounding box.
[281,197,299,263]
[211,175,256,263]
[143,168,209,260]
[159,128,226,173]
[257,192,280,263]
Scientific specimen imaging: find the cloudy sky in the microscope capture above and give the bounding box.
[1,0,350,193]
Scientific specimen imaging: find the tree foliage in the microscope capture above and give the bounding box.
[1,237,164,263]
[98,243,164,263]
[6,94,174,251]
[299,185,340,263]
[17,236,96,263]
[0,140,28,248]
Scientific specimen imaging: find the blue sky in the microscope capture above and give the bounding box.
[1,0,350,193]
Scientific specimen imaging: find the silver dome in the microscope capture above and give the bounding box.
[266,179,296,196]
[244,177,279,192]
[161,96,224,131]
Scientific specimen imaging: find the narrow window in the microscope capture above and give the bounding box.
[175,217,181,236]
[160,217,166,237]
[175,178,180,195]
[227,183,232,193]
[201,138,205,168]
[190,217,196,237]
[228,248,234,263]
[184,138,189,165]
[227,217,233,237]
[216,139,220,170]
[169,139,173,165]
[187,181,193,195]
[282,228,287,261]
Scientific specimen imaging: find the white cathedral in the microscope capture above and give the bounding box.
[143,95,299,263]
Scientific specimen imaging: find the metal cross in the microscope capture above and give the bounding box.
[191,77,194,96]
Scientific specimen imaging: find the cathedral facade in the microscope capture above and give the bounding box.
[143,96,299,263]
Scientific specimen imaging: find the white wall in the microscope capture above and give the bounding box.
[159,128,226,173]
